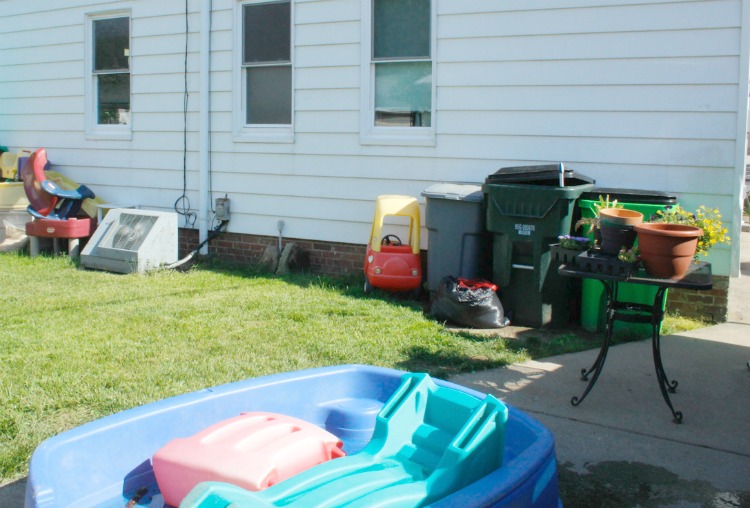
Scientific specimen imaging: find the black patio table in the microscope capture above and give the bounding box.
[558,260,712,423]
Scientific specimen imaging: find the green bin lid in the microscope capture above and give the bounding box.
[580,187,677,205]
[485,164,595,187]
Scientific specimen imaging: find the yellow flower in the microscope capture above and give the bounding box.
[652,204,730,258]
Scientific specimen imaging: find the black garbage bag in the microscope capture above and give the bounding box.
[431,276,510,329]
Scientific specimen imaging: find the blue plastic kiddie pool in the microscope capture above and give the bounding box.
[26,365,562,507]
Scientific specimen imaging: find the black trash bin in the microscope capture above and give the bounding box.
[483,165,595,328]
[421,183,492,293]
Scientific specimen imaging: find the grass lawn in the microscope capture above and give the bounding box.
[0,253,706,483]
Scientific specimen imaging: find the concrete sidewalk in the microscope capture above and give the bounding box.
[451,230,750,507]
[452,325,750,506]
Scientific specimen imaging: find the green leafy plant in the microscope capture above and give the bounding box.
[649,205,730,258]
[575,194,624,236]
[617,246,639,263]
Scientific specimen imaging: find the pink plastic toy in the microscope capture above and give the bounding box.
[151,412,346,507]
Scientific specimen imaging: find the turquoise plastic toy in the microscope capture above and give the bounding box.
[181,373,508,507]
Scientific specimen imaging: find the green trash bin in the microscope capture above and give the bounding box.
[483,165,595,328]
[578,188,677,333]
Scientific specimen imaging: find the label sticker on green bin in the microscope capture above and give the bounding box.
[515,224,535,236]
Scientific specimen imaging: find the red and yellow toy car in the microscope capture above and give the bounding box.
[364,195,422,294]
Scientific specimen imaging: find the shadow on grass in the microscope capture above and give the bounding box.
[192,258,428,311]
[195,258,656,360]
[396,345,511,378]
[512,327,653,360]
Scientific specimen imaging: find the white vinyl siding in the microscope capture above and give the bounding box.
[0,0,746,276]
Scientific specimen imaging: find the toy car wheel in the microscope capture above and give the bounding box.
[364,278,374,294]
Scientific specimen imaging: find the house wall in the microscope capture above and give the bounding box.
[0,0,747,280]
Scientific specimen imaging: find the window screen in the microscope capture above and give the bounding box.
[246,66,292,124]
[94,17,130,71]
[373,0,430,59]
[375,61,431,126]
[242,1,292,126]
[371,0,432,128]
[92,15,130,126]
[97,74,131,124]
[243,2,291,64]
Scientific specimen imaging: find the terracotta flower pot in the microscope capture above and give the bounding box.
[599,208,643,255]
[599,208,644,226]
[634,223,703,279]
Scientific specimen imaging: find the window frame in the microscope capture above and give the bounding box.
[85,10,132,140]
[234,0,295,143]
[360,0,436,147]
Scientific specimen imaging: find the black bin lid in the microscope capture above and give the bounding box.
[580,187,677,205]
[485,164,594,186]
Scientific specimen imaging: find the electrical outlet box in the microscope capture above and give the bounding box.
[215,197,230,221]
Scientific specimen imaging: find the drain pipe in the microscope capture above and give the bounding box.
[198,0,211,254]
[277,220,285,251]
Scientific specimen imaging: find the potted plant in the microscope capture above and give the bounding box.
[558,235,590,251]
[574,194,623,240]
[598,207,644,255]
[635,205,730,279]
[618,245,640,264]
[550,234,590,266]
[575,195,645,255]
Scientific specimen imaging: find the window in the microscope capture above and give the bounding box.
[362,0,434,145]
[238,0,293,137]
[86,13,130,138]
[94,17,130,125]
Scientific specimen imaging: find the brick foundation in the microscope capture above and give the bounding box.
[180,228,730,323]
[178,228,367,276]
[666,275,729,323]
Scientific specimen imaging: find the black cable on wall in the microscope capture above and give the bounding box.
[174,0,196,227]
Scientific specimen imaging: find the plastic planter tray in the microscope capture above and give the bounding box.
[577,250,637,278]
[549,243,586,267]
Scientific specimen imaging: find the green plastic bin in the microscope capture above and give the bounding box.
[483,165,595,328]
[578,188,677,333]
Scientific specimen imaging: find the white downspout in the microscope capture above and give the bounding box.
[198,0,211,254]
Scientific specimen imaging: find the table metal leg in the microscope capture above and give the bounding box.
[561,262,711,423]
[571,280,614,406]
[650,287,683,423]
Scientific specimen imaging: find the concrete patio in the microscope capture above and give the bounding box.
[451,230,750,506]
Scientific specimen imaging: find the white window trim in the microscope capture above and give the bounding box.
[360,0,436,147]
[233,0,295,144]
[85,10,132,141]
